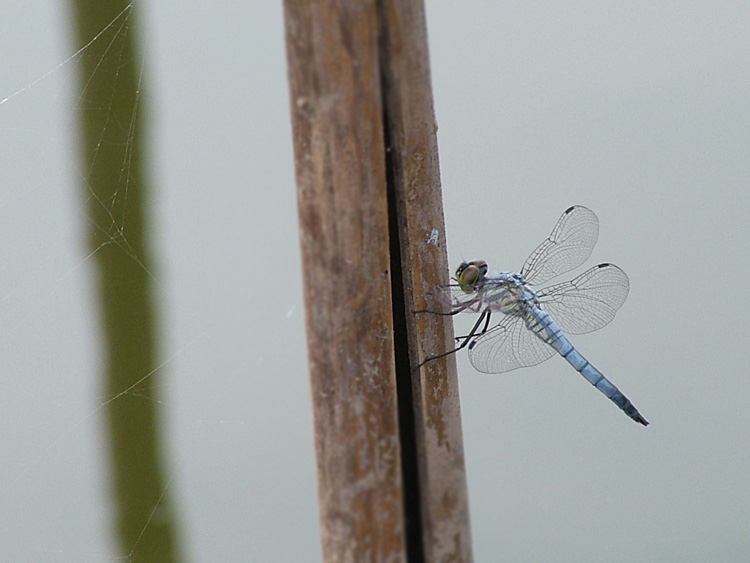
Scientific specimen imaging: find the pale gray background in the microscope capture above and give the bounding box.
[1,2,749,561]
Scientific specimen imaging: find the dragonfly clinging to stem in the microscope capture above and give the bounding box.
[416,205,648,426]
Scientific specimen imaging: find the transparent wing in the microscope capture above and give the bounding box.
[468,313,556,374]
[521,205,599,285]
[536,263,629,335]
[430,283,483,312]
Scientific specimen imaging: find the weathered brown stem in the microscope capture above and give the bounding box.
[284,1,472,561]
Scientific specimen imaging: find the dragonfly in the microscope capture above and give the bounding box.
[417,205,648,426]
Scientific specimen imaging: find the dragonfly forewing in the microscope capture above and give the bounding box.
[432,283,487,312]
[521,205,600,285]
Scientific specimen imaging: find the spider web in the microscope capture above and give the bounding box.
[0,3,313,561]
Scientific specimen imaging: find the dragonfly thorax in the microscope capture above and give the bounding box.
[482,271,538,316]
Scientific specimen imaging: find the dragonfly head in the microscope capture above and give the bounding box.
[455,260,487,293]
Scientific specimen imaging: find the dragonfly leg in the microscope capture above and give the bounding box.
[455,310,492,344]
[412,305,467,316]
[416,310,491,370]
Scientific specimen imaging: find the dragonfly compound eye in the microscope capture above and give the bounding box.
[457,264,480,291]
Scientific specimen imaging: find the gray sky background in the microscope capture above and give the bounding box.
[1,2,749,561]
